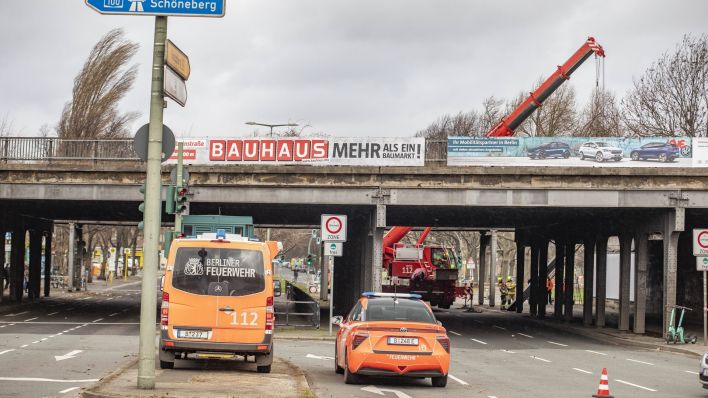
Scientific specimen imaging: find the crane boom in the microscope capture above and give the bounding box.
[486,37,605,137]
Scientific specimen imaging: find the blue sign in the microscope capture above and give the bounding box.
[85,0,225,17]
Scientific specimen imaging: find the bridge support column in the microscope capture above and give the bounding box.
[515,239,525,313]
[67,223,75,292]
[529,242,539,316]
[488,230,497,308]
[0,227,4,304]
[28,228,42,300]
[10,225,25,302]
[634,230,648,334]
[44,228,52,297]
[595,236,608,328]
[564,241,574,322]
[538,239,548,319]
[554,240,565,319]
[583,237,595,326]
[370,205,385,293]
[618,233,632,331]
[478,233,488,306]
[662,208,683,340]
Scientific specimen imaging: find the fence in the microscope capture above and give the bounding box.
[274,281,321,328]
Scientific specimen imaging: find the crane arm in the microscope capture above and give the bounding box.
[486,37,605,137]
[383,226,413,250]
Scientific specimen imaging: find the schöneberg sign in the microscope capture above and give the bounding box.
[321,214,347,242]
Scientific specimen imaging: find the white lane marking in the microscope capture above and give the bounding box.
[488,396,498,398]
[546,341,568,347]
[471,338,488,345]
[448,331,462,336]
[4,311,29,317]
[20,345,28,348]
[24,317,38,322]
[0,325,4,328]
[585,350,607,356]
[615,379,657,392]
[109,312,119,317]
[47,312,59,316]
[92,318,103,323]
[573,368,593,374]
[31,341,40,344]
[492,325,507,331]
[305,353,334,360]
[685,370,699,375]
[8,324,14,326]
[530,355,551,363]
[448,374,469,385]
[55,350,83,361]
[40,338,48,341]
[361,386,412,398]
[80,297,90,300]
[105,297,113,301]
[517,332,533,338]
[59,387,80,394]
[0,349,15,356]
[626,358,654,366]
[0,377,99,383]
[500,349,516,354]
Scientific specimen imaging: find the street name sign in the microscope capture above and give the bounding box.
[164,67,188,107]
[166,40,191,80]
[324,242,343,257]
[321,214,347,242]
[697,257,708,271]
[85,0,225,17]
[694,229,708,256]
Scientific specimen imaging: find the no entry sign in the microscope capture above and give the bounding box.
[693,229,708,256]
[321,214,347,242]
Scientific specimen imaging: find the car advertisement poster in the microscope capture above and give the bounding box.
[447,136,695,167]
[165,137,425,166]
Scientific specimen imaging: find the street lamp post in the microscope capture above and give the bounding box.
[245,121,299,137]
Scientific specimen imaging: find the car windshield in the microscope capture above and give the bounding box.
[595,142,609,147]
[171,247,265,296]
[365,297,436,324]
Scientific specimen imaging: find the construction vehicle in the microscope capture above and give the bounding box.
[382,227,462,309]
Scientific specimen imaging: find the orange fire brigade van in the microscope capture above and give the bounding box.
[159,230,281,373]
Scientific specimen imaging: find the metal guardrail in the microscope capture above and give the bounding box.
[274,281,320,328]
[0,137,449,164]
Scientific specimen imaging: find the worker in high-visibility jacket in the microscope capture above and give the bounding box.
[506,276,516,310]
[499,279,509,310]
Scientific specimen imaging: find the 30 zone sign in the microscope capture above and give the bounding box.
[321,214,347,242]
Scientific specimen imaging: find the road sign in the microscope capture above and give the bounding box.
[164,67,187,107]
[698,257,708,271]
[85,0,225,17]
[694,229,708,256]
[324,242,343,257]
[166,40,190,80]
[321,214,347,242]
[133,123,176,162]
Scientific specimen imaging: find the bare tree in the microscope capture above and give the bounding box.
[513,78,578,136]
[0,114,14,138]
[416,96,508,139]
[57,28,140,140]
[576,89,624,137]
[622,34,708,137]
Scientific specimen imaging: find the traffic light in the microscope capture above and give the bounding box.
[306,254,313,267]
[138,183,146,230]
[166,185,176,214]
[175,187,188,213]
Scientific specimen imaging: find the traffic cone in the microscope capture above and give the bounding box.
[592,368,613,398]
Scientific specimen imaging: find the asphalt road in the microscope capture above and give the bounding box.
[0,282,144,398]
[278,308,707,398]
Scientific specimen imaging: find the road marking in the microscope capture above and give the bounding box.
[517,332,533,338]
[24,317,38,322]
[626,358,654,366]
[47,312,59,316]
[109,312,119,317]
[305,353,334,360]
[615,379,657,392]
[573,368,592,374]
[55,350,83,361]
[8,324,14,326]
[546,340,568,347]
[5,311,29,317]
[585,350,607,356]
[0,349,15,356]
[0,325,5,328]
[0,377,99,383]
[500,349,516,354]
[471,338,488,345]
[31,341,40,344]
[492,325,507,331]
[361,385,412,398]
[40,338,48,341]
[92,318,104,323]
[685,370,699,375]
[448,374,469,385]
[59,387,80,394]
[448,330,462,336]
[530,355,551,363]
[105,297,113,301]
[80,297,91,300]
[20,345,28,348]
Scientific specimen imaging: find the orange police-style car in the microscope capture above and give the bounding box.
[333,292,451,387]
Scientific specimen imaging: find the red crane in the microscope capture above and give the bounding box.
[486,37,605,137]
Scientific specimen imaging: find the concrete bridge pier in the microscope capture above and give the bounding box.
[662,208,684,340]
[538,239,549,319]
[514,236,525,314]
[28,228,42,300]
[554,240,564,319]
[582,236,595,326]
[618,232,633,331]
[563,241,575,322]
[595,236,608,328]
[529,242,539,317]
[478,233,488,306]
[633,229,649,334]
[44,228,53,297]
[10,222,25,302]
[488,230,498,308]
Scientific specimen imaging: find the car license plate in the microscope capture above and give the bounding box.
[703,368,708,376]
[177,330,209,339]
[388,337,419,346]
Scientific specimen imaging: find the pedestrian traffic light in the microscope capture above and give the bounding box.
[138,183,146,230]
[166,185,176,214]
[175,187,188,213]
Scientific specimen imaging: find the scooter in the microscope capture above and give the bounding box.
[666,305,697,344]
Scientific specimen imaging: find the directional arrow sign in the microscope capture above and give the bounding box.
[305,353,334,360]
[361,386,412,398]
[55,350,83,361]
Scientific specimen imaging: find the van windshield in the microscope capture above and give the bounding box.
[171,247,265,296]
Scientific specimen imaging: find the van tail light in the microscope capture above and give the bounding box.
[160,292,169,329]
[352,333,369,350]
[265,296,274,334]
[437,336,450,353]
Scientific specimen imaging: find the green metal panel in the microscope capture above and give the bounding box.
[181,215,255,239]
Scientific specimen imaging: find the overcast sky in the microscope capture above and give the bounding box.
[1,0,706,138]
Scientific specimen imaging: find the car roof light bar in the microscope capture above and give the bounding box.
[361,292,422,299]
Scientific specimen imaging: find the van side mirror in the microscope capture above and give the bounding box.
[273,280,282,297]
[160,275,165,292]
[331,315,343,326]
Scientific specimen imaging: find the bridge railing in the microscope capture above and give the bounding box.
[424,139,447,165]
[0,137,139,162]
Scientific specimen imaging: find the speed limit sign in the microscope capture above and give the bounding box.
[321,214,347,242]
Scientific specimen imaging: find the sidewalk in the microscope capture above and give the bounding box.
[82,354,313,398]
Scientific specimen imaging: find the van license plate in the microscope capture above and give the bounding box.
[177,330,209,339]
[388,337,418,346]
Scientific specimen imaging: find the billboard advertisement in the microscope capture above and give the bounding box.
[447,136,694,167]
[166,137,425,166]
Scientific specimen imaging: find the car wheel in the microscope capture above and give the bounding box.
[631,152,639,161]
[538,151,546,159]
[595,152,604,162]
[563,152,570,159]
[344,352,361,384]
[579,151,585,160]
[334,345,344,374]
[432,374,448,387]
[658,153,667,162]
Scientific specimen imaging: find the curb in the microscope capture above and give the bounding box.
[80,356,139,398]
[275,335,336,341]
